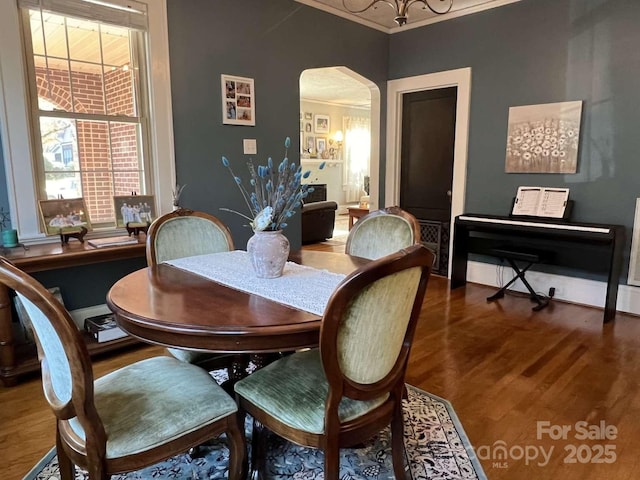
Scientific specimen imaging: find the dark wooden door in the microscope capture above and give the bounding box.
[400,87,457,222]
[400,87,457,275]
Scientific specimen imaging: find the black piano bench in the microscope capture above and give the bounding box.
[487,247,553,311]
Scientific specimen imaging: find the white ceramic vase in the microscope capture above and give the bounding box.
[247,230,290,278]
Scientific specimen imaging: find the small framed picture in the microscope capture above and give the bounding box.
[221,74,255,126]
[305,122,312,132]
[39,198,92,236]
[316,137,327,153]
[314,114,330,134]
[305,135,315,154]
[304,112,313,120]
[113,195,156,228]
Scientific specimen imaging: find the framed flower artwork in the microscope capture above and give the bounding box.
[505,101,582,173]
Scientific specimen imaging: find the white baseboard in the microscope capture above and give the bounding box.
[69,304,111,330]
[467,260,640,316]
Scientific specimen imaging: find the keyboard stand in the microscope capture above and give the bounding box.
[487,247,553,311]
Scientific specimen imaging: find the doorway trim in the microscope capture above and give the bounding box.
[385,67,472,278]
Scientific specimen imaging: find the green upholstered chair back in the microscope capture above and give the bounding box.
[0,258,102,435]
[345,206,421,260]
[147,209,234,265]
[320,244,434,399]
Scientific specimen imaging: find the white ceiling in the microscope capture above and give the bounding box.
[296,0,520,32]
[300,68,372,107]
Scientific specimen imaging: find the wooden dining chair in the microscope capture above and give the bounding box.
[234,244,434,480]
[146,208,235,371]
[0,257,246,480]
[345,206,421,260]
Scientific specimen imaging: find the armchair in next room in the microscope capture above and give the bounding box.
[301,200,338,244]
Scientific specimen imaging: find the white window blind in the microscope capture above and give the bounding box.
[18,0,147,30]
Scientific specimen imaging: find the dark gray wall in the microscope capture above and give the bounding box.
[166,0,388,249]
[389,0,640,276]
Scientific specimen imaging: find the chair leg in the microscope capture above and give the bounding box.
[56,426,75,480]
[324,442,340,480]
[226,413,248,480]
[250,418,267,480]
[391,400,408,479]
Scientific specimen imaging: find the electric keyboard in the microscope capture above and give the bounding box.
[457,214,612,235]
[452,214,624,322]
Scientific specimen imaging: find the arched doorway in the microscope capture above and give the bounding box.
[299,67,381,211]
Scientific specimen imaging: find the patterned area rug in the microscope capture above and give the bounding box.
[24,385,486,480]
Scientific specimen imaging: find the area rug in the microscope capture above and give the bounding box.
[24,385,486,480]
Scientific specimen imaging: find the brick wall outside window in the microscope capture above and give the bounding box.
[36,66,142,224]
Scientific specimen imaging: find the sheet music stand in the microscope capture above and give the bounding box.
[510,198,574,221]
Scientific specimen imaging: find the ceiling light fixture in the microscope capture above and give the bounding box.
[342,0,453,27]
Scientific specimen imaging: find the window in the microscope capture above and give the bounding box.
[0,0,175,241]
[22,4,148,228]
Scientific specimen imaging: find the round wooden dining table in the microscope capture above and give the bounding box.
[106,250,368,355]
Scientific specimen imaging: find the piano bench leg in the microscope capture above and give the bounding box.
[487,259,551,312]
[487,289,506,301]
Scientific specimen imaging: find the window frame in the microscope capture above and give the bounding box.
[0,0,175,243]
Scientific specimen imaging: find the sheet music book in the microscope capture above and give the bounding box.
[512,186,570,218]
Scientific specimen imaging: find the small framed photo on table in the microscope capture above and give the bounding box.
[39,198,92,236]
[113,195,156,229]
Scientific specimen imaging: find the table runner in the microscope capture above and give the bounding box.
[166,250,346,316]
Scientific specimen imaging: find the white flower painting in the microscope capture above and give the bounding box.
[505,101,582,173]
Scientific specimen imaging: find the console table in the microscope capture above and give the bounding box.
[0,239,146,386]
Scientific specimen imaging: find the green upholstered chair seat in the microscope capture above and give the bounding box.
[234,349,387,435]
[68,356,237,458]
[167,347,218,364]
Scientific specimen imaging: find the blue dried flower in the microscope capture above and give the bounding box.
[220,136,315,232]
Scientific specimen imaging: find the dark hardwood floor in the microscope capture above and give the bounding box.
[2,236,639,479]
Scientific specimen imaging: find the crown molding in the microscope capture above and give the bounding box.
[296,0,522,34]
[389,0,522,33]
